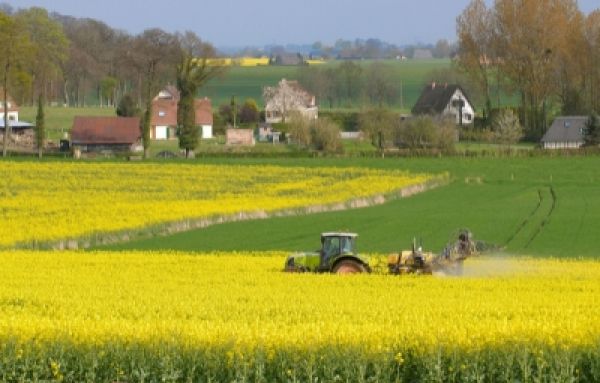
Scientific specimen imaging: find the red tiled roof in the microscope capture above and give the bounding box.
[71,116,141,144]
[195,98,213,125]
[151,99,178,126]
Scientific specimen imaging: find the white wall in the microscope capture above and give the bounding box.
[444,89,475,124]
[201,125,213,139]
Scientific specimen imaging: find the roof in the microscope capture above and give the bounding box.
[541,116,588,143]
[154,85,180,101]
[321,232,358,238]
[412,84,473,115]
[151,98,178,126]
[71,116,141,145]
[0,120,34,129]
[194,98,213,125]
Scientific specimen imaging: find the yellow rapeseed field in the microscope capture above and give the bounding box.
[1,251,599,381]
[0,161,434,248]
[1,251,598,351]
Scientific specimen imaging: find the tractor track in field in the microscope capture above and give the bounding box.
[504,186,556,251]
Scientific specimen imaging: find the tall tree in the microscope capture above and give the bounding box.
[35,94,44,158]
[175,31,223,158]
[584,114,600,147]
[493,0,580,139]
[456,0,495,121]
[15,7,68,105]
[131,29,179,158]
[0,12,30,157]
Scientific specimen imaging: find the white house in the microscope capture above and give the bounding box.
[0,90,20,122]
[263,79,318,123]
[541,116,588,149]
[412,83,475,125]
[151,86,213,140]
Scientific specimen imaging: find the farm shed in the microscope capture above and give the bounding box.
[412,83,475,125]
[71,116,142,154]
[541,116,587,149]
[151,86,213,140]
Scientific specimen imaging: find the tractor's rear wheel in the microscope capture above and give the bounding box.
[333,260,367,274]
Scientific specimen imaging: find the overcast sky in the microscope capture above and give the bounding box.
[4,0,599,47]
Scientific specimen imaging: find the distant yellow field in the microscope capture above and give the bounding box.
[0,161,434,247]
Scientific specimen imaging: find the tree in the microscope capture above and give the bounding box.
[116,93,140,117]
[0,12,30,157]
[263,79,311,123]
[175,31,223,158]
[358,108,397,149]
[287,112,312,148]
[100,76,118,107]
[312,118,342,153]
[15,7,68,105]
[492,109,523,149]
[239,98,259,124]
[34,94,44,158]
[584,114,600,147]
[456,0,495,121]
[131,29,179,158]
[365,62,398,107]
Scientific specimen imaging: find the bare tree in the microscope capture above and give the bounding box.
[492,109,523,150]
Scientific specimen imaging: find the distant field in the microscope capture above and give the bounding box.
[202,59,453,110]
[107,156,600,258]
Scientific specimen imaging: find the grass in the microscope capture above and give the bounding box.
[203,59,453,110]
[18,106,116,140]
[101,156,600,258]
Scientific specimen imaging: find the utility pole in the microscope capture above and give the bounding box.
[231,95,237,128]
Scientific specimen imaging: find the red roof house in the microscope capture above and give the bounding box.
[71,116,142,153]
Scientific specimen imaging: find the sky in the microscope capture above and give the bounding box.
[4,0,599,48]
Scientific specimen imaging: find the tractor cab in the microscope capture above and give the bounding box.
[319,232,359,270]
[285,232,371,274]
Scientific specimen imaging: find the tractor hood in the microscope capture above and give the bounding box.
[284,251,321,272]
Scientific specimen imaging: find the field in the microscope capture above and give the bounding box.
[0,161,435,249]
[110,156,600,257]
[2,155,600,381]
[0,251,599,381]
[200,59,453,110]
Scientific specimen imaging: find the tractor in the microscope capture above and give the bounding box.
[284,230,477,275]
[284,232,371,274]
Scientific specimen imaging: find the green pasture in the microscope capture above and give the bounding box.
[103,156,600,258]
[203,59,452,110]
[19,106,116,140]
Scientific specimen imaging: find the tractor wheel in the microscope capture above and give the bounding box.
[333,260,367,274]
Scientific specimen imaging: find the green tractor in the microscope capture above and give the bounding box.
[284,232,371,274]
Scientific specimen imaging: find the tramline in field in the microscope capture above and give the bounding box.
[284,230,477,275]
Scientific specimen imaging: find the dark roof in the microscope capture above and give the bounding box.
[541,116,588,143]
[412,84,473,115]
[71,116,141,145]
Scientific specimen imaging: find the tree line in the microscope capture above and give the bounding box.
[297,61,405,109]
[457,0,600,140]
[0,5,222,158]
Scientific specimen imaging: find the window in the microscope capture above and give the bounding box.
[158,111,166,117]
[464,114,472,122]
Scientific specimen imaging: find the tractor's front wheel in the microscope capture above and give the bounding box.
[333,260,367,274]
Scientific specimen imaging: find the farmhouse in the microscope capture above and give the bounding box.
[0,90,35,146]
[412,83,475,125]
[71,116,142,154]
[541,116,588,149]
[263,79,318,123]
[151,86,213,140]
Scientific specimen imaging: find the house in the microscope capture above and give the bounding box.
[412,83,475,125]
[541,116,588,149]
[0,90,19,122]
[151,86,213,140]
[272,53,305,66]
[263,79,318,123]
[71,116,142,154]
